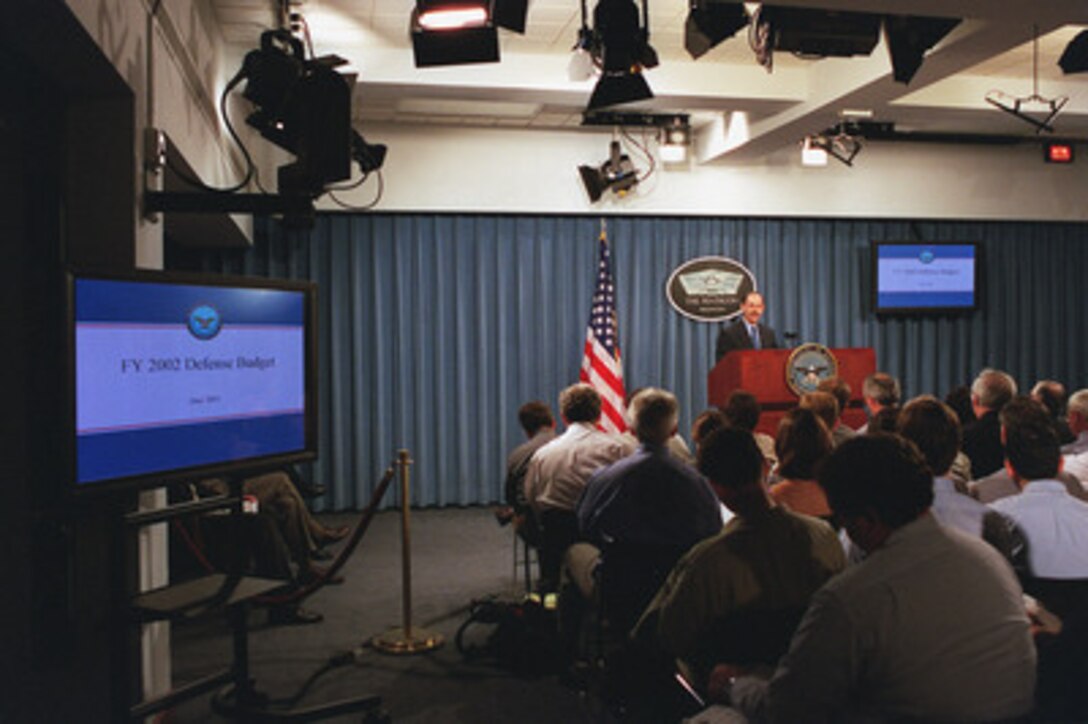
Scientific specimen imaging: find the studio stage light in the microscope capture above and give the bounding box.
[1059,30,1088,74]
[659,117,692,163]
[352,131,387,173]
[884,15,961,84]
[586,0,658,111]
[241,29,353,195]
[411,0,498,67]
[579,140,639,202]
[411,0,529,67]
[569,12,600,82]
[685,0,748,60]
[759,7,881,58]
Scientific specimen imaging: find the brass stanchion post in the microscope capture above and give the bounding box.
[371,449,443,654]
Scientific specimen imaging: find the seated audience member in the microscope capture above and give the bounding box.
[991,394,1088,719]
[720,435,1036,723]
[691,407,736,527]
[691,408,728,454]
[636,427,844,686]
[797,391,841,446]
[865,405,900,434]
[815,377,856,447]
[1063,388,1088,480]
[618,387,693,464]
[570,388,722,634]
[896,396,1024,570]
[282,464,327,500]
[199,470,347,580]
[198,470,348,624]
[963,368,1018,479]
[858,372,900,434]
[944,384,977,428]
[1032,379,1076,446]
[969,396,1088,504]
[991,397,1088,587]
[524,383,628,591]
[768,408,834,521]
[496,400,556,547]
[721,389,776,467]
[942,384,978,486]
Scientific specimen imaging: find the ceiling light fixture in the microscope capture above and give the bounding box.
[1059,29,1088,73]
[804,125,862,167]
[410,0,529,67]
[351,131,387,173]
[751,6,881,71]
[417,6,488,29]
[241,29,355,195]
[801,136,829,167]
[569,1,600,81]
[749,9,957,83]
[585,0,658,111]
[883,15,961,84]
[579,139,640,202]
[984,25,1068,134]
[685,1,749,60]
[659,117,692,163]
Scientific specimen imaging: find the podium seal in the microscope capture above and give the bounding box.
[786,343,838,396]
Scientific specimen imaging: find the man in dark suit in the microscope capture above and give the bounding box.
[715,291,779,361]
[963,368,1017,479]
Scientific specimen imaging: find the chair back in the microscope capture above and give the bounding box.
[1027,577,1088,720]
[598,541,688,635]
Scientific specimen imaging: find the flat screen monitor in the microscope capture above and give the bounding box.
[872,242,980,314]
[67,268,318,494]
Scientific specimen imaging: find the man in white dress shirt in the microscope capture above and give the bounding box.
[897,395,1025,570]
[524,383,629,590]
[1062,388,1088,481]
[992,395,1088,581]
[990,393,1088,719]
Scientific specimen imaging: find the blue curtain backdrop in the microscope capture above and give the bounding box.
[200,214,1088,510]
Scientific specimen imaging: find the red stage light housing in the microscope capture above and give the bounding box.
[418,5,489,29]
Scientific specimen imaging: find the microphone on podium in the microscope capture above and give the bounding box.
[784,331,799,348]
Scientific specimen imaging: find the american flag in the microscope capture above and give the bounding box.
[579,232,627,433]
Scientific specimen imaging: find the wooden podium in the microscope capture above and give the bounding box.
[708,347,876,436]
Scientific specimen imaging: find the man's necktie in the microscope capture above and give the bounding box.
[750,324,760,349]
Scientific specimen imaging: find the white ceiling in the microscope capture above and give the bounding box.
[210,0,1088,161]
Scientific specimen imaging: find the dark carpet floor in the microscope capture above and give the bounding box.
[163,507,598,723]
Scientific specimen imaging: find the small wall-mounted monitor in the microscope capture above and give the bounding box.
[66,268,318,494]
[872,242,980,315]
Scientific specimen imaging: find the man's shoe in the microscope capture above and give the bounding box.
[269,605,324,625]
[296,482,327,499]
[301,564,345,586]
[316,525,350,546]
